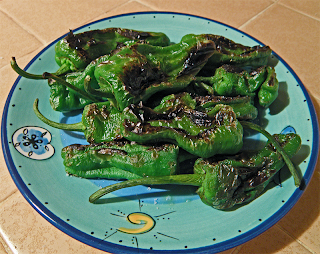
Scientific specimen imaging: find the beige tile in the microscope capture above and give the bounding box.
[0,0,129,45]
[241,3,320,100]
[92,0,155,23]
[0,11,43,69]
[0,55,34,204]
[138,0,274,27]
[279,0,320,19]
[277,161,320,253]
[0,192,108,254]
[238,225,312,254]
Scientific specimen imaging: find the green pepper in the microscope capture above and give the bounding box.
[33,99,123,143]
[194,64,279,107]
[199,34,272,75]
[89,131,301,209]
[121,103,243,158]
[88,35,215,110]
[47,55,110,112]
[153,92,258,120]
[12,35,215,112]
[33,98,243,157]
[61,140,194,180]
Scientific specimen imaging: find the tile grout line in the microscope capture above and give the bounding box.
[0,234,13,254]
[0,9,46,46]
[277,2,320,22]
[275,224,316,254]
[134,0,159,11]
[238,1,278,29]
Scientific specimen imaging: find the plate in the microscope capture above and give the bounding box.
[2,12,319,253]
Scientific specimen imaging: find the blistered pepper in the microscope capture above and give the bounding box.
[61,140,193,180]
[194,64,279,107]
[88,34,215,110]
[12,34,215,112]
[199,34,272,75]
[121,103,243,158]
[33,99,243,157]
[54,28,171,75]
[89,131,301,209]
[153,92,258,120]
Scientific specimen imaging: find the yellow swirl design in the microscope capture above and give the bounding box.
[118,212,155,234]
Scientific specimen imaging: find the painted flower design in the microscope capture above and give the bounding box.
[12,126,54,160]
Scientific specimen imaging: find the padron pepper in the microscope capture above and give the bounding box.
[33,99,243,157]
[89,130,301,210]
[12,34,215,112]
[86,34,216,110]
[54,28,171,75]
[121,103,243,158]
[199,34,272,75]
[153,92,258,120]
[194,64,279,107]
[61,140,194,180]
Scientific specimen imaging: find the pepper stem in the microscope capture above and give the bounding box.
[42,72,99,103]
[11,57,70,79]
[33,99,85,131]
[240,121,302,187]
[11,57,43,79]
[89,174,204,203]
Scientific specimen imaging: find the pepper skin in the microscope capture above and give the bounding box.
[153,92,258,120]
[54,28,171,74]
[194,64,279,107]
[48,54,110,112]
[33,99,243,157]
[61,140,183,180]
[90,35,215,111]
[89,133,301,209]
[194,133,301,209]
[199,34,272,75]
[121,103,243,158]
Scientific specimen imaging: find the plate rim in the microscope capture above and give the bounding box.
[1,11,319,254]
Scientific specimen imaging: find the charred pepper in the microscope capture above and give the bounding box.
[88,34,215,110]
[199,34,272,75]
[61,140,191,180]
[33,99,243,157]
[153,92,258,120]
[194,64,279,107]
[54,28,171,75]
[121,103,243,158]
[89,131,301,209]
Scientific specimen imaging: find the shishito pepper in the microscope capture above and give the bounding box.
[199,34,272,75]
[12,34,215,112]
[87,34,215,110]
[54,28,171,75]
[153,92,258,120]
[121,103,243,158]
[33,99,243,157]
[89,131,301,209]
[33,99,122,143]
[194,64,279,107]
[61,140,192,180]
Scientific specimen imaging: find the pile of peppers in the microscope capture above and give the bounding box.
[12,28,302,210]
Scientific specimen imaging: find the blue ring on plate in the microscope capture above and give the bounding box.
[2,12,319,254]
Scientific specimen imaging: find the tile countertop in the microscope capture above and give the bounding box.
[0,1,319,253]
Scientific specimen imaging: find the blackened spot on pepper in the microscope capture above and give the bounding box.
[121,61,166,96]
[117,29,152,40]
[188,110,213,127]
[179,41,215,76]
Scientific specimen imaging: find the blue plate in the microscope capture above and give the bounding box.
[2,12,319,253]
